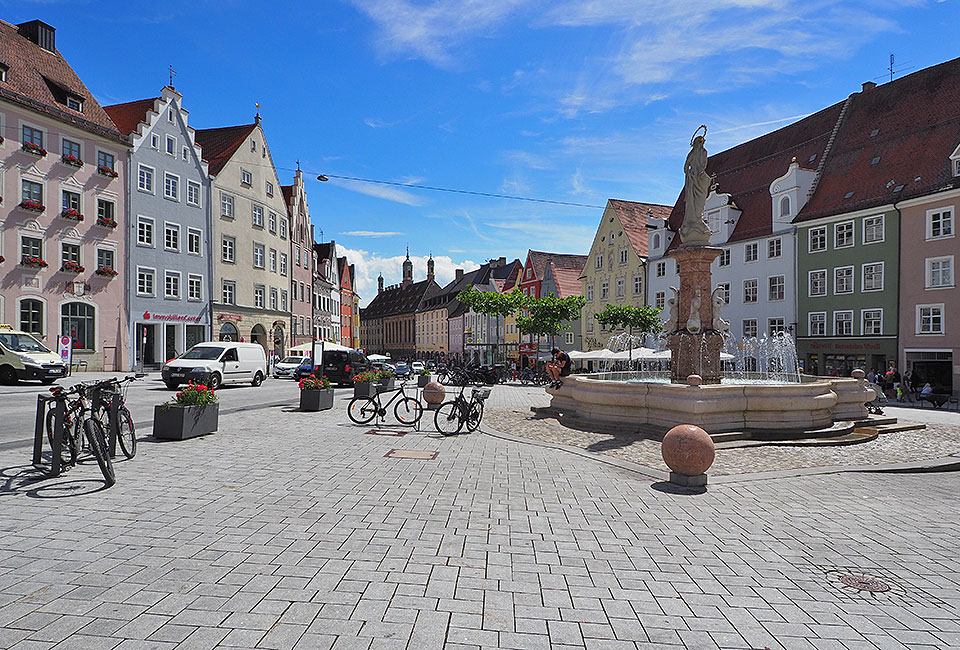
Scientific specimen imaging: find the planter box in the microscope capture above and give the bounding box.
[418,375,431,387]
[354,382,377,398]
[377,379,396,393]
[300,389,334,411]
[153,403,219,440]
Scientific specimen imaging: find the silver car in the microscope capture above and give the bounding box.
[275,355,309,379]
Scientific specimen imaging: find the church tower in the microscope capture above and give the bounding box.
[402,246,413,287]
[427,254,435,282]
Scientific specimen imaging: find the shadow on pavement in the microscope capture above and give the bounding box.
[26,478,111,499]
[0,461,111,498]
[650,480,707,496]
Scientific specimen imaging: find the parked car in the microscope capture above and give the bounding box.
[0,324,67,385]
[295,349,371,386]
[162,342,267,390]
[411,361,425,374]
[394,362,411,378]
[275,355,308,379]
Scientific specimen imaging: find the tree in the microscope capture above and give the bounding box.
[516,294,587,351]
[456,287,525,362]
[594,304,663,365]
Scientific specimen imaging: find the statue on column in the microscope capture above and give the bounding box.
[679,125,714,246]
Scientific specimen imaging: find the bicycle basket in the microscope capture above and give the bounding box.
[471,387,491,401]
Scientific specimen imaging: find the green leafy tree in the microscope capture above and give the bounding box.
[594,304,662,364]
[516,294,587,351]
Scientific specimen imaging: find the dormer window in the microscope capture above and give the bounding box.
[779,196,790,217]
[66,96,82,112]
[706,209,721,233]
[0,63,7,83]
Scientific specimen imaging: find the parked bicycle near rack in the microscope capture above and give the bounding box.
[434,386,491,435]
[347,380,424,426]
[519,367,549,386]
[45,383,116,486]
[90,376,138,459]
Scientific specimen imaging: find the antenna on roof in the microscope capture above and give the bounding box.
[168,65,176,88]
[872,53,913,82]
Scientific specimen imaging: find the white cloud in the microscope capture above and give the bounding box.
[326,177,425,206]
[342,230,404,237]
[502,149,555,170]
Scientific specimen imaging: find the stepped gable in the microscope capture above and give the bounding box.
[103,97,159,135]
[364,279,438,320]
[666,101,846,249]
[0,19,124,142]
[528,250,588,280]
[280,184,294,208]
[194,123,257,176]
[608,199,672,257]
[797,57,960,222]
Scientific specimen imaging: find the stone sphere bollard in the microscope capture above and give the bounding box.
[662,424,715,487]
[686,374,702,387]
[851,368,865,380]
[422,382,446,409]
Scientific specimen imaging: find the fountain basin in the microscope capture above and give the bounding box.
[546,374,872,434]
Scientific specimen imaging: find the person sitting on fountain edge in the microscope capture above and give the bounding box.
[546,347,571,388]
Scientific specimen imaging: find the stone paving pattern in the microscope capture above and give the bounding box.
[0,387,958,649]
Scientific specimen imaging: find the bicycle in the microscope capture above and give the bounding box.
[347,380,424,426]
[90,376,138,459]
[519,368,549,386]
[434,386,491,435]
[46,383,116,487]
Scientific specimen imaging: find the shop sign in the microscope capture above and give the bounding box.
[808,341,884,351]
[142,311,202,322]
[218,314,243,321]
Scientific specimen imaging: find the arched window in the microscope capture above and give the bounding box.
[219,322,238,341]
[61,302,95,351]
[779,196,790,217]
[19,298,43,335]
[653,233,661,250]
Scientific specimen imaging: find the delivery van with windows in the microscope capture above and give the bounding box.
[0,324,68,385]
[162,342,267,390]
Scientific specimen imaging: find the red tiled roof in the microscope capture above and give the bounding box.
[550,265,583,299]
[194,123,257,176]
[103,97,158,135]
[280,184,294,207]
[526,250,588,282]
[607,199,672,257]
[0,19,124,142]
[666,101,845,248]
[797,57,960,221]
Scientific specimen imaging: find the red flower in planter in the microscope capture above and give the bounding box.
[22,142,47,156]
[61,260,84,273]
[96,216,118,228]
[60,208,84,221]
[19,199,45,212]
[95,267,118,277]
[97,165,119,178]
[61,153,83,167]
[20,256,48,268]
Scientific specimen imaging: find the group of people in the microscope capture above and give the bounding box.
[866,363,938,402]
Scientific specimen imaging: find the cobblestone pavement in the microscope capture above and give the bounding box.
[482,385,960,477]
[0,389,958,649]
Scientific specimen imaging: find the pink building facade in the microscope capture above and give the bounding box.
[0,19,129,370]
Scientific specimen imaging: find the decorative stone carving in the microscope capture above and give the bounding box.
[711,286,729,333]
[666,286,680,333]
[687,288,702,334]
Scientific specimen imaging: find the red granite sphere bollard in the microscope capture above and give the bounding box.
[661,424,715,476]
[422,382,446,405]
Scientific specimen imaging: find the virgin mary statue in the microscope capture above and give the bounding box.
[679,126,713,246]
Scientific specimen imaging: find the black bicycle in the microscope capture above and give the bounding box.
[348,381,424,426]
[90,376,137,459]
[519,367,549,386]
[434,386,490,435]
[46,383,116,486]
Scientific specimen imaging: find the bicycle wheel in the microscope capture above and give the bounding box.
[117,407,137,459]
[348,397,378,425]
[394,397,423,426]
[434,402,463,436]
[83,418,116,487]
[45,408,75,465]
[466,401,484,432]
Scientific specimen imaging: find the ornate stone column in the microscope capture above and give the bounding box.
[665,246,724,383]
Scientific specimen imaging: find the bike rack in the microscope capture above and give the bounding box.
[33,394,65,478]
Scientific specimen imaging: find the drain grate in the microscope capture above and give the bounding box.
[365,429,407,437]
[839,573,890,592]
[385,449,438,460]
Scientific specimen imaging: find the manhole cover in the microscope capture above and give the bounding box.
[365,429,407,437]
[385,449,438,460]
[839,574,890,592]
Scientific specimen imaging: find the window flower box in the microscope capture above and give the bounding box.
[61,261,84,273]
[153,382,219,440]
[95,267,118,277]
[97,165,119,178]
[95,216,119,229]
[60,208,84,222]
[21,256,48,269]
[22,142,47,157]
[19,199,44,212]
[61,154,83,168]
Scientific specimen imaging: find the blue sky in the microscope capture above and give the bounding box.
[6,0,957,303]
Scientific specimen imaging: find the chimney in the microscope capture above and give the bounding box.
[455,269,463,281]
[861,81,876,92]
[17,20,56,52]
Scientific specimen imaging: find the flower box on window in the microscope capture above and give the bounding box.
[20,256,48,269]
[19,199,44,212]
[97,165,118,178]
[95,216,118,229]
[61,154,83,167]
[22,142,47,157]
[95,267,118,277]
[61,261,84,273]
[60,208,84,222]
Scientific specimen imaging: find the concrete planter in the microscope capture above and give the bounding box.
[418,375,431,387]
[377,379,396,393]
[354,382,376,398]
[153,403,219,440]
[300,389,334,411]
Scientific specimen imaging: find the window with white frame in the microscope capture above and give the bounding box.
[138,165,154,192]
[608,230,614,246]
[241,169,252,186]
[596,254,604,270]
[280,253,288,276]
[222,281,236,305]
[279,217,287,239]
[150,134,159,149]
[863,215,884,243]
[706,209,721,233]
[586,284,594,301]
[862,262,884,291]
[926,256,954,288]
[254,285,265,308]
[718,249,730,267]
[187,229,202,255]
[137,268,155,296]
[767,238,782,259]
[768,318,786,336]
[164,271,181,298]
[587,320,594,333]
[615,277,624,297]
[809,270,826,297]
[834,310,853,336]
[182,146,189,161]
[188,275,202,301]
[809,312,826,337]
[743,279,758,303]
[265,181,274,196]
[253,244,265,269]
[768,275,785,301]
[21,179,43,204]
[565,332,574,346]
[268,212,277,234]
[281,290,288,311]
[187,181,200,206]
[834,266,853,294]
[165,135,176,156]
[96,248,114,272]
[718,283,730,304]
[61,243,80,267]
[221,192,234,218]
[917,304,944,334]
[167,108,174,123]
[633,275,642,295]
[221,236,235,263]
[252,204,264,228]
[61,189,80,211]
[19,236,42,263]
[163,173,179,200]
[809,226,827,252]
[137,217,154,247]
[295,247,301,267]
[619,249,628,264]
[164,223,180,251]
[926,208,954,239]
[861,309,882,335]
[97,151,114,171]
[97,199,115,223]
[834,221,854,248]
[600,282,609,299]
[270,288,278,310]
[62,138,80,160]
[744,242,758,262]
[269,249,277,272]
[779,196,790,217]
[656,261,665,277]
[742,319,758,338]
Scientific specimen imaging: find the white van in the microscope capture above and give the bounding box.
[0,324,68,385]
[161,342,267,390]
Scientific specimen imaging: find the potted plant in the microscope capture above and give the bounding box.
[153,381,219,440]
[61,260,84,273]
[22,142,47,157]
[417,368,432,387]
[95,266,118,277]
[61,153,83,167]
[377,368,396,392]
[352,371,378,398]
[20,256,48,269]
[97,164,119,178]
[60,208,84,221]
[19,199,44,212]
[96,215,119,229]
[299,374,334,411]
